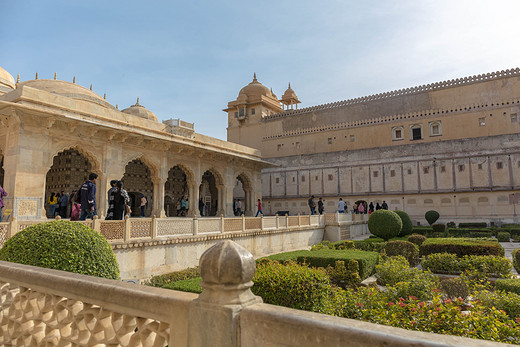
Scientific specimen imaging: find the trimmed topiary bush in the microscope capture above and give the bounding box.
[385,240,419,266]
[144,267,200,287]
[408,234,427,246]
[368,210,402,241]
[422,253,512,278]
[513,249,520,273]
[459,222,487,228]
[496,232,511,242]
[395,210,413,237]
[495,279,520,295]
[420,238,505,258]
[432,223,446,234]
[440,277,469,299]
[425,210,440,225]
[0,221,119,279]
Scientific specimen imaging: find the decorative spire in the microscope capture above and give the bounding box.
[253,72,257,82]
[54,72,57,80]
[90,84,92,90]
[288,82,291,89]
[73,76,76,84]
[136,97,140,105]
[116,104,118,109]
[103,93,106,100]
[35,72,38,80]
[16,74,19,83]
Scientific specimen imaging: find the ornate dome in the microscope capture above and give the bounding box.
[0,66,15,91]
[17,79,114,109]
[238,73,277,100]
[282,83,298,100]
[121,98,158,122]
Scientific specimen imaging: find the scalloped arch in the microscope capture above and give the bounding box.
[168,163,195,184]
[48,146,101,173]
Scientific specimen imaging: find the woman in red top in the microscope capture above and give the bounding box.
[255,199,264,217]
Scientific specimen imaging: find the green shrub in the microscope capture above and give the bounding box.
[407,234,426,246]
[495,278,520,295]
[431,223,445,234]
[420,238,505,258]
[502,223,520,228]
[375,256,414,286]
[459,222,487,228]
[353,240,386,253]
[252,260,339,314]
[424,210,439,225]
[475,290,520,319]
[513,249,520,273]
[496,232,511,242]
[0,221,119,279]
[440,278,469,299]
[388,273,439,302]
[263,249,379,280]
[394,210,413,237]
[421,253,512,278]
[411,226,433,236]
[368,210,402,241]
[385,241,419,266]
[325,260,361,288]
[163,277,203,293]
[144,267,200,287]
[447,221,456,228]
[468,231,493,238]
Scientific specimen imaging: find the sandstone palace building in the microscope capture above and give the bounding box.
[0,66,269,220]
[226,69,520,224]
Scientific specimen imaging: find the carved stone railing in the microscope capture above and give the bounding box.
[0,240,505,346]
[0,214,325,248]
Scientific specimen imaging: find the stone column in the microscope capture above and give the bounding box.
[189,179,201,217]
[188,240,262,347]
[152,178,167,218]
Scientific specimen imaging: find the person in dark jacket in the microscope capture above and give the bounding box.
[79,173,98,220]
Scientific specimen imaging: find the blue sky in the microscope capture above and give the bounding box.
[1,1,519,140]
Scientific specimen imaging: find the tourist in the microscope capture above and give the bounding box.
[358,202,365,214]
[48,192,58,218]
[107,180,118,202]
[255,199,264,217]
[140,194,147,217]
[375,202,381,210]
[79,173,98,220]
[369,202,374,214]
[0,184,7,222]
[337,198,346,213]
[236,199,242,216]
[107,181,130,220]
[233,199,238,216]
[70,190,80,221]
[353,202,358,214]
[199,198,204,216]
[382,200,388,210]
[318,197,324,214]
[308,195,316,215]
[180,196,186,217]
[59,191,68,218]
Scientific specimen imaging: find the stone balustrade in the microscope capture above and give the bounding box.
[0,240,507,346]
[0,214,327,248]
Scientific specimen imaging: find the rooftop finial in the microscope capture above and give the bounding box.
[54,72,57,80]
[16,74,19,83]
[90,84,92,91]
[73,76,76,84]
[288,82,291,89]
[103,93,106,100]
[136,97,140,105]
[116,104,118,109]
[253,72,257,81]
[35,72,38,80]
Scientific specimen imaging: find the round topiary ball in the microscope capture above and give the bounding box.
[425,210,440,225]
[395,210,413,237]
[0,221,120,279]
[368,210,403,241]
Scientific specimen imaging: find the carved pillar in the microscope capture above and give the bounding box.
[152,177,167,218]
[189,179,201,217]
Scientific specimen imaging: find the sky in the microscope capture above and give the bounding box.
[1,0,520,140]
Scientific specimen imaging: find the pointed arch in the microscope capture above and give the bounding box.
[47,145,101,174]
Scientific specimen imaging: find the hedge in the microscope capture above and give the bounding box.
[0,221,119,279]
[163,277,203,293]
[419,238,505,258]
[496,232,511,242]
[385,241,419,266]
[513,249,520,273]
[495,278,520,296]
[447,228,493,238]
[353,240,387,253]
[411,226,433,236]
[394,210,413,237]
[421,253,512,278]
[144,267,200,287]
[458,222,487,228]
[263,249,379,280]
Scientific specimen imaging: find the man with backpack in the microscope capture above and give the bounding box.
[79,173,98,220]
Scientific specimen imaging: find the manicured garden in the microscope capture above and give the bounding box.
[146,210,520,344]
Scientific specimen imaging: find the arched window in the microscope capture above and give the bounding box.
[392,126,404,140]
[429,121,442,136]
[409,124,423,140]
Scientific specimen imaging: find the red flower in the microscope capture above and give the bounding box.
[444,299,452,304]
[399,297,405,302]
[418,302,425,307]
[387,302,395,306]
[399,302,407,307]
[457,297,464,302]
[515,318,520,323]
[408,296,417,301]
[433,288,441,293]
[356,303,364,308]
[433,312,438,316]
